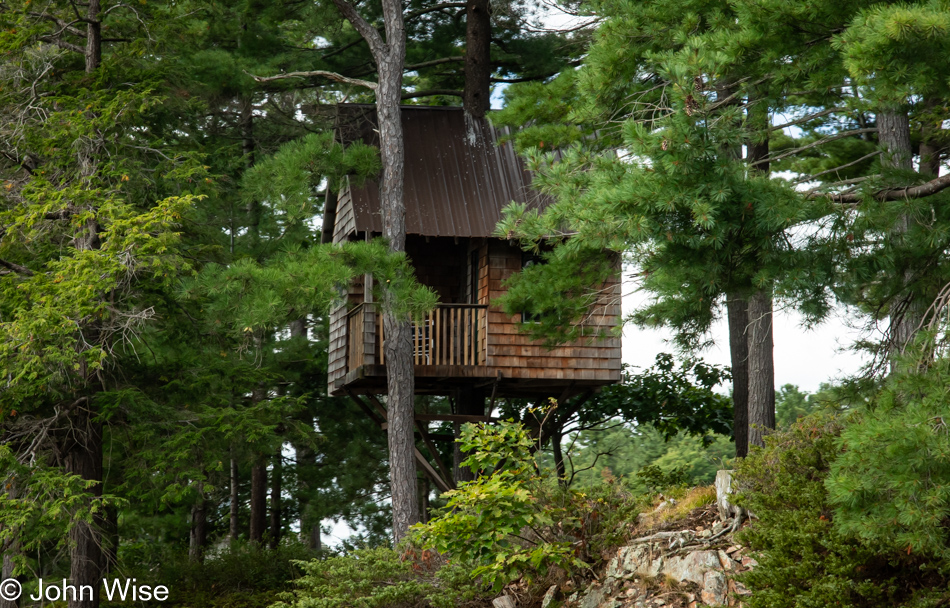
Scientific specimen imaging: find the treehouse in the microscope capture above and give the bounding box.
[323,105,621,408]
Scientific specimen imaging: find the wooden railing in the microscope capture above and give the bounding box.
[379,304,488,367]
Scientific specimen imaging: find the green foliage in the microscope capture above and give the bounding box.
[735,411,950,608]
[582,355,733,444]
[826,361,950,562]
[270,547,484,608]
[634,464,692,493]
[413,421,587,591]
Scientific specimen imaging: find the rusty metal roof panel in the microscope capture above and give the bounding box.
[333,105,548,239]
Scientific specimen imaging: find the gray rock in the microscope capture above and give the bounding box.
[578,583,605,608]
[662,550,720,586]
[491,595,515,608]
[700,570,727,605]
[541,585,559,608]
[492,596,516,608]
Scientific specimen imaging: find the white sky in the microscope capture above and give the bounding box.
[620,279,871,392]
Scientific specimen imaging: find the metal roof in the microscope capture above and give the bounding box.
[324,105,549,241]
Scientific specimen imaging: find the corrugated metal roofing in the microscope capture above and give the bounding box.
[327,104,549,241]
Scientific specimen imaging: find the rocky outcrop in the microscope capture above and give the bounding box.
[559,515,755,608]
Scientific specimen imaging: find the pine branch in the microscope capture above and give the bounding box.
[248,70,377,90]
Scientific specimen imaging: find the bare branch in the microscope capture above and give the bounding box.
[38,36,85,54]
[753,128,877,167]
[401,88,462,100]
[770,106,849,132]
[248,70,377,90]
[791,150,881,184]
[827,172,950,203]
[405,2,466,20]
[0,258,35,276]
[405,55,463,70]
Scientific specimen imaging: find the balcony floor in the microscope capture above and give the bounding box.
[332,364,616,398]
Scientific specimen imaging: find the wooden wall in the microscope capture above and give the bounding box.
[327,304,348,389]
[482,240,622,383]
[332,183,356,243]
[327,237,622,395]
[326,275,365,393]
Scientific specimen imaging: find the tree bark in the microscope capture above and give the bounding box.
[249,458,267,544]
[463,0,492,119]
[189,499,207,563]
[0,552,18,608]
[747,290,775,448]
[879,109,923,360]
[268,451,282,549]
[330,0,414,543]
[726,294,750,458]
[229,453,239,543]
[65,410,103,608]
[743,95,775,451]
[309,524,322,551]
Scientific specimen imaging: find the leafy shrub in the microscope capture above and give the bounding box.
[412,421,658,592]
[270,547,484,608]
[134,542,317,608]
[825,365,950,562]
[635,464,692,492]
[411,421,588,591]
[734,412,950,608]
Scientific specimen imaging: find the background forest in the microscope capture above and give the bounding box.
[1,0,949,605]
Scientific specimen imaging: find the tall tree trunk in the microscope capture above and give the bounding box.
[377,3,416,544]
[744,96,776,451]
[463,0,492,119]
[331,0,414,543]
[249,458,267,544]
[726,294,750,458]
[269,451,282,549]
[229,451,239,543]
[309,524,322,552]
[65,410,103,608]
[189,499,207,563]
[879,109,922,359]
[747,290,775,448]
[0,552,18,608]
[64,3,105,606]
